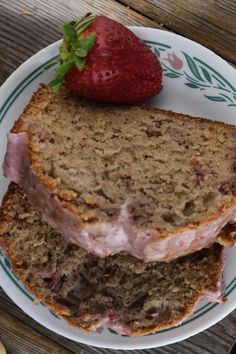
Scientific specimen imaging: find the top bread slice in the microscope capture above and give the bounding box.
[3,84,236,261]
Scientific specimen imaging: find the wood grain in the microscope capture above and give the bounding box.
[0,308,75,354]
[0,0,163,85]
[118,0,236,64]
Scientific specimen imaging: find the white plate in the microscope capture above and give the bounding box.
[0,27,236,350]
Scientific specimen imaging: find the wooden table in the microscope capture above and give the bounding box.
[0,0,235,353]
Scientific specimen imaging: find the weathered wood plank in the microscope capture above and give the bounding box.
[118,0,236,64]
[0,308,75,354]
[0,0,163,85]
[0,288,235,354]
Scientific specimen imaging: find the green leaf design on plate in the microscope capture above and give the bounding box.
[107,328,118,335]
[195,58,236,92]
[201,66,212,83]
[157,46,235,107]
[107,328,129,337]
[204,95,227,102]
[4,256,12,269]
[154,47,160,57]
[182,52,203,81]
[164,72,181,78]
[49,310,60,319]
[185,82,200,89]
[43,60,58,71]
[220,93,233,103]
[211,74,226,87]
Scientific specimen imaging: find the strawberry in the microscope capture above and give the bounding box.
[50,14,162,104]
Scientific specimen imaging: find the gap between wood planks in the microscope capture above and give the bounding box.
[229,341,236,354]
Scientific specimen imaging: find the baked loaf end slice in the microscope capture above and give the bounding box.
[0,184,225,336]
[3,84,236,261]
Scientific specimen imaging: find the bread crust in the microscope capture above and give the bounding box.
[216,222,236,246]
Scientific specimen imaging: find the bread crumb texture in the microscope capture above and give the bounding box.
[19,85,236,231]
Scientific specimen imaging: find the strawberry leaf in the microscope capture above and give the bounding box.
[75,47,88,58]
[60,40,70,62]
[75,33,96,59]
[49,61,74,91]
[49,80,62,92]
[55,62,74,76]
[73,54,86,71]
[59,23,77,42]
[48,15,97,91]
[74,14,96,35]
[79,33,96,52]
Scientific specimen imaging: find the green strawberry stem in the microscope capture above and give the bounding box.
[48,14,97,91]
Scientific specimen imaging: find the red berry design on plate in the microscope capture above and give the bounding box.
[164,51,183,70]
[49,14,163,104]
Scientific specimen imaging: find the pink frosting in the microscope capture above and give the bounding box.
[3,132,236,261]
[3,133,29,184]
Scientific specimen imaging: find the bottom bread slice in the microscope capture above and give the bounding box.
[0,184,225,336]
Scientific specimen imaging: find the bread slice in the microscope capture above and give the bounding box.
[3,84,236,261]
[0,184,225,336]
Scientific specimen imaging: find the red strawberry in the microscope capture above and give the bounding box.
[50,14,162,104]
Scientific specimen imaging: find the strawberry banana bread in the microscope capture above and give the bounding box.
[0,184,225,336]
[3,84,236,261]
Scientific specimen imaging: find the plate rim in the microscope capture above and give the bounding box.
[0,26,236,350]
